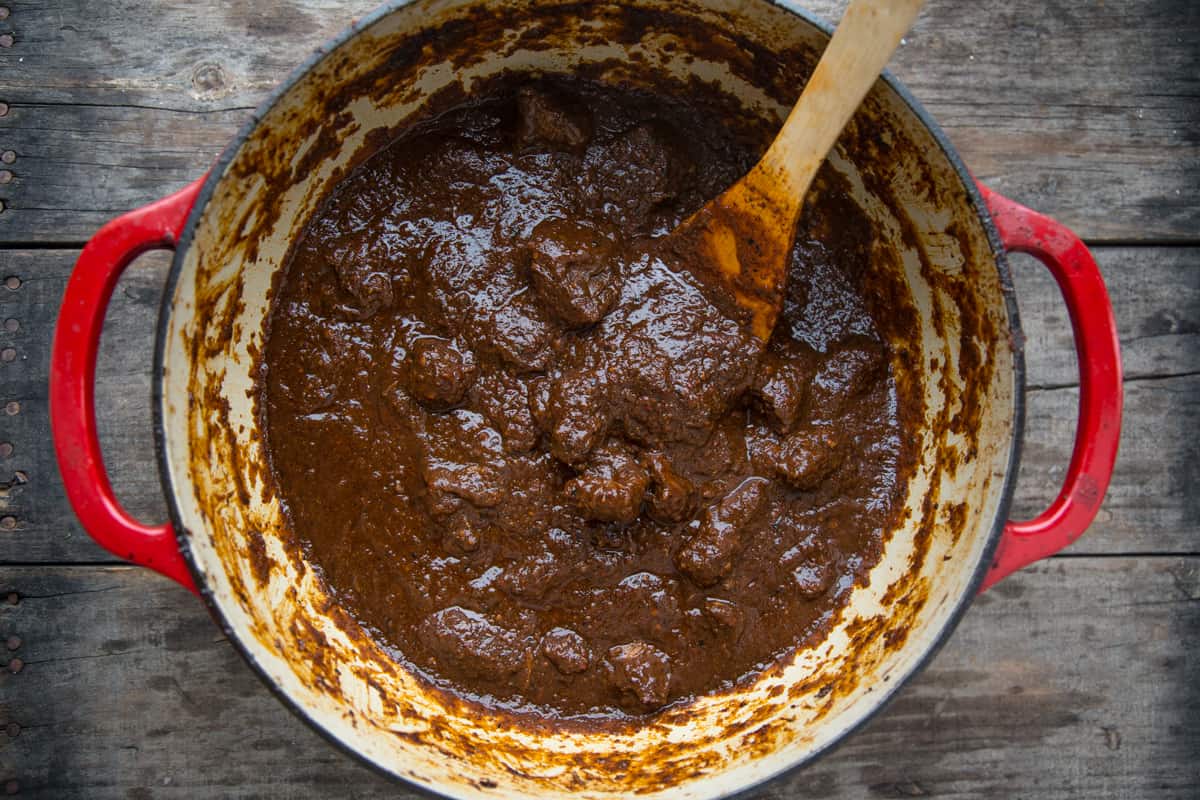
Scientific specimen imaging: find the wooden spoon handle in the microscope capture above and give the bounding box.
[759,0,925,206]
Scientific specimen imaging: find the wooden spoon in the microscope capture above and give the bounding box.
[671,0,925,340]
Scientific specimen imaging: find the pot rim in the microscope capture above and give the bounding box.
[151,0,1026,795]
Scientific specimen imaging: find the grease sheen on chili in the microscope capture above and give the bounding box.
[261,77,918,720]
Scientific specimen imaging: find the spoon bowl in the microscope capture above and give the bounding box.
[672,0,926,341]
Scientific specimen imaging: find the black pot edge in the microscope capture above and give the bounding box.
[149,1,1027,797]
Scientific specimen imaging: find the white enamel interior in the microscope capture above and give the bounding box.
[157,1,1019,797]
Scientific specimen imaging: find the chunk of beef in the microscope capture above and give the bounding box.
[408,337,477,410]
[611,571,684,641]
[809,335,885,417]
[533,366,611,464]
[565,444,650,524]
[644,453,695,523]
[605,642,672,710]
[541,627,591,675]
[421,230,557,372]
[792,560,834,599]
[425,463,505,516]
[588,124,681,224]
[782,542,835,599]
[702,597,743,631]
[497,551,562,601]
[689,422,750,501]
[472,369,539,454]
[443,515,480,555]
[751,338,820,433]
[771,428,842,491]
[418,409,511,516]
[468,291,555,372]
[418,606,531,681]
[540,249,757,460]
[527,218,620,327]
[325,230,396,319]
[516,87,592,151]
[675,479,768,587]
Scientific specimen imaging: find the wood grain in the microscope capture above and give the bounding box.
[1012,249,1200,387]
[0,2,1192,798]
[0,559,1195,798]
[0,249,173,563]
[2,247,1194,562]
[0,0,1195,243]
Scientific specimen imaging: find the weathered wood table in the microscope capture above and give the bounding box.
[0,1,1196,797]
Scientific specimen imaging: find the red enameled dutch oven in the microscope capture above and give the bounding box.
[48,1,1123,797]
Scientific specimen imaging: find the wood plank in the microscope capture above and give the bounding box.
[0,248,171,562]
[1012,248,1200,387]
[1,247,1196,562]
[1015,375,1200,557]
[1008,249,1200,555]
[0,559,1195,798]
[0,103,243,243]
[0,0,1195,242]
[907,0,1199,244]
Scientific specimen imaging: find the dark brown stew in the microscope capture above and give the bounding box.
[261,77,916,720]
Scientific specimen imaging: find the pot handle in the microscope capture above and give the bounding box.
[976,183,1123,591]
[50,178,206,594]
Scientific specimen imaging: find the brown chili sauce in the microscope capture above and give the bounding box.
[261,77,917,720]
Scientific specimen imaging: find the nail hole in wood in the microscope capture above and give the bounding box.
[3,401,17,415]
[0,151,13,164]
